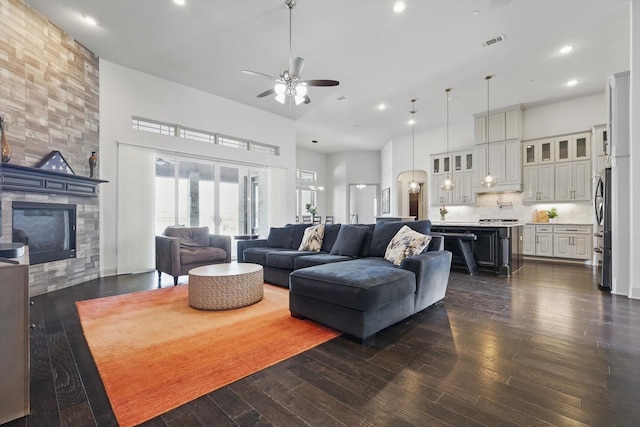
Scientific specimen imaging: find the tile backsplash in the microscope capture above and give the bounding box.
[430,192,594,224]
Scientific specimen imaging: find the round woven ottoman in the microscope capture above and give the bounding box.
[188,263,264,310]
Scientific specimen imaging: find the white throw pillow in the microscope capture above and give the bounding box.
[384,225,432,266]
[298,224,325,252]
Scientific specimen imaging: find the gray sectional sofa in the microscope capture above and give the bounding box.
[238,220,452,341]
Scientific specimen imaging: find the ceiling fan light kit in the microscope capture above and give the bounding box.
[242,0,339,109]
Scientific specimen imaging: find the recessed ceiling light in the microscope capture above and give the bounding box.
[560,45,574,55]
[82,15,98,26]
[566,79,578,87]
[472,10,481,16]
[173,0,186,5]
[378,103,387,110]
[408,118,415,125]
[393,1,406,13]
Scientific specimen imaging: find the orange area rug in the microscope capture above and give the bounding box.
[76,284,340,427]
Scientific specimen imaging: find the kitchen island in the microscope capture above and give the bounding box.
[431,221,524,276]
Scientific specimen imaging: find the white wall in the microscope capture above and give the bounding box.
[99,60,296,275]
[629,0,639,299]
[327,151,381,223]
[523,93,606,139]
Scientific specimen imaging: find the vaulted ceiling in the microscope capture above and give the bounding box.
[25,0,630,153]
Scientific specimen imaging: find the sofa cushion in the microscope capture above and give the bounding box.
[180,246,226,264]
[243,247,289,266]
[294,253,353,270]
[330,225,370,257]
[289,223,312,249]
[289,259,416,311]
[266,227,295,248]
[165,226,210,247]
[369,220,432,257]
[384,225,432,266]
[320,224,341,253]
[358,224,376,257]
[298,224,324,252]
[266,250,317,270]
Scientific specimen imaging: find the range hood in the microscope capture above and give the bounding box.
[474,183,523,194]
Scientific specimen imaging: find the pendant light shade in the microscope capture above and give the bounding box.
[408,99,420,193]
[481,75,497,188]
[441,88,455,191]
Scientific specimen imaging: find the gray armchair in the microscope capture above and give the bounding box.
[156,226,231,285]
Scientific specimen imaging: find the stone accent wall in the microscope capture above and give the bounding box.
[0,0,100,296]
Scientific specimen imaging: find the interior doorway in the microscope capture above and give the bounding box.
[396,170,428,220]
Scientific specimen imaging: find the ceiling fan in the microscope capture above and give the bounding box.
[242,0,339,108]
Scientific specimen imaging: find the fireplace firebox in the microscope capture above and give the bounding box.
[12,202,77,265]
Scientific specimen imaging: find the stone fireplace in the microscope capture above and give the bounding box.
[0,0,100,295]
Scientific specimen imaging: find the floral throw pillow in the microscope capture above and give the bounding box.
[298,224,325,252]
[384,225,432,266]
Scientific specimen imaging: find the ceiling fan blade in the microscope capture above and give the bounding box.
[303,79,340,87]
[290,57,305,77]
[242,69,279,81]
[257,88,275,98]
[303,95,311,104]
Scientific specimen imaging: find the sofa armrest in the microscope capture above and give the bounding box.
[400,250,452,312]
[427,235,444,252]
[209,235,232,263]
[237,239,267,263]
[156,235,181,276]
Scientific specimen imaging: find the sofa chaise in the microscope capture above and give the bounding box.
[238,220,452,341]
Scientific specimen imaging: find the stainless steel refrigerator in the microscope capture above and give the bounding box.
[594,167,611,291]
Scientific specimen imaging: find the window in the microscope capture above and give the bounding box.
[133,117,279,156]
[154,155,270,257]
[296,168,322,219]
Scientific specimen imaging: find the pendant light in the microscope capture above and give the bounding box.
[408,99,420,194]
[440,88,455,191]
[481,75,497,188]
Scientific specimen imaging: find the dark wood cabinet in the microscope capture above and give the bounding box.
[432,224,523,276]
[0,252,30,424]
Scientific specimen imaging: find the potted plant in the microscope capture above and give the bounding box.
[439,205,448,222]
[546,207,558,223]
[305,203,317,217]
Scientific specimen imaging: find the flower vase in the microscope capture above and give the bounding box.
[89,151,98,178]
[441,215,446,223]
[0,117,11,163]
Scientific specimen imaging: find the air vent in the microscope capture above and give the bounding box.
[481,34,506,47]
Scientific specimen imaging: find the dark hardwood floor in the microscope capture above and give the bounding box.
[4,261,639,427]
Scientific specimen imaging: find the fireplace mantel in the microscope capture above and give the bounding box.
[1,163,107,197]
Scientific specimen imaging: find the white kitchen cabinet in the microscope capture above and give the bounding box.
[524,224,554,256]
[523,225,535,255]
[452,171,476,205]
[555,132,591,162]
[553,225,592,260]
[593,125,610,172]
[475,139,522,193]
[522,138,555,165]
[505,109,522,140]
[523,164,555,203]
[429,174,453,206]
[431,154,452,175]
[555,160,591,201]
[453,151,473,172]
[431,150,473,206]
[474,106,522,144]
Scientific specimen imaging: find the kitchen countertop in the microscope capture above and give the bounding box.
[432,222,524,228]
[525,222,593,226]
